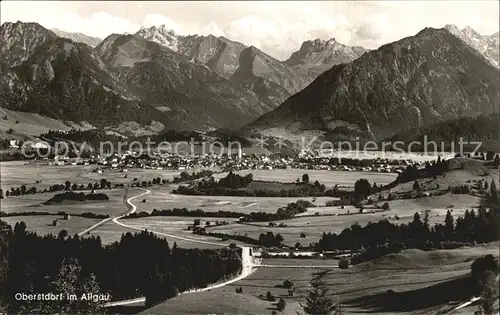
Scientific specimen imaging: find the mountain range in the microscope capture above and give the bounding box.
[246,27,499,143]
[0,22,368,135]
[51,29,102,48]
[445,24,499,67]
[136,25,366,107]
[0,21,498,142]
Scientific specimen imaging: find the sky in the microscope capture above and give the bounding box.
[1,1,499,60]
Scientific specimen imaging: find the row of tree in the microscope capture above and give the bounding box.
[317,181,499,263]
[173,170,213,183]
[239,200,315,222]
[0,222,241,313]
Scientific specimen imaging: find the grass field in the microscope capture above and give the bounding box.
[323,242,499,314]
[207,193,480,247]
[1,215,100,237]
[378,158,499,199]
[0,161,180,191]
[0,107,85,139]
[214,169,397,189]
[142,261,336,315]
[137,186,336,214]
[0,188,134,217]
[141,243,498,315]
[85,218,225,249]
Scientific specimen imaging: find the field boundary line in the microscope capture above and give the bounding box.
[104,189,258,308]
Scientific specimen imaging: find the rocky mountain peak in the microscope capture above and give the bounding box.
[299,38,340,52]
[0,21,57,67]
[284,37,367,78]
[247,26,499,141]
[136,25,179,51]
[444,24,499,67]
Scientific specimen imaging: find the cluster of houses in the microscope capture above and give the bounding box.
[36,146,449,176]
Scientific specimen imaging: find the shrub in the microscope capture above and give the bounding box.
[283,280,293,289]
[300,232,306,238]
[277,298,286,311]
[339,258,349,269]
[382,202,390,210]
[235,287,243,293]
[266,291,275,301]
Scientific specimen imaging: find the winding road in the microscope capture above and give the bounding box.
[96,188,257,308]
[75,187,339,308]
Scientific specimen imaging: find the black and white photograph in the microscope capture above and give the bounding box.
[0,1,499,314]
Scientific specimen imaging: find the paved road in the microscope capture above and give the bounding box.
[112,188,231,247]
[258,264,338,269]
[104,188,256,308]
[77,217,113,236]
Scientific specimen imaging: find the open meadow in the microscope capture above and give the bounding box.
[1,214,100,237]
[0,161,180,191]
[139,186,336,214]
[140,243,498,315]
[84,218,225,249]
[0,188,134,216]
[206,193,480,247]
[141,260,338,315]
[323,242,499,314]
[213,169,398,189]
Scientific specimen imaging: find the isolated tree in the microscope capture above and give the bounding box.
[277,298,286,311]
[65,181,71,191]
[354,179,371,199]
[489,180,498,207]
[0,189,3,199]
[494,154,500,167]
[413,180,421,192]
[302,173,310,184]
[303,278,343,314]
[266,291,276,302]
[444,210,454,239]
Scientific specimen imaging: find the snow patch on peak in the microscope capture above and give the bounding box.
[136,25,179,51]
